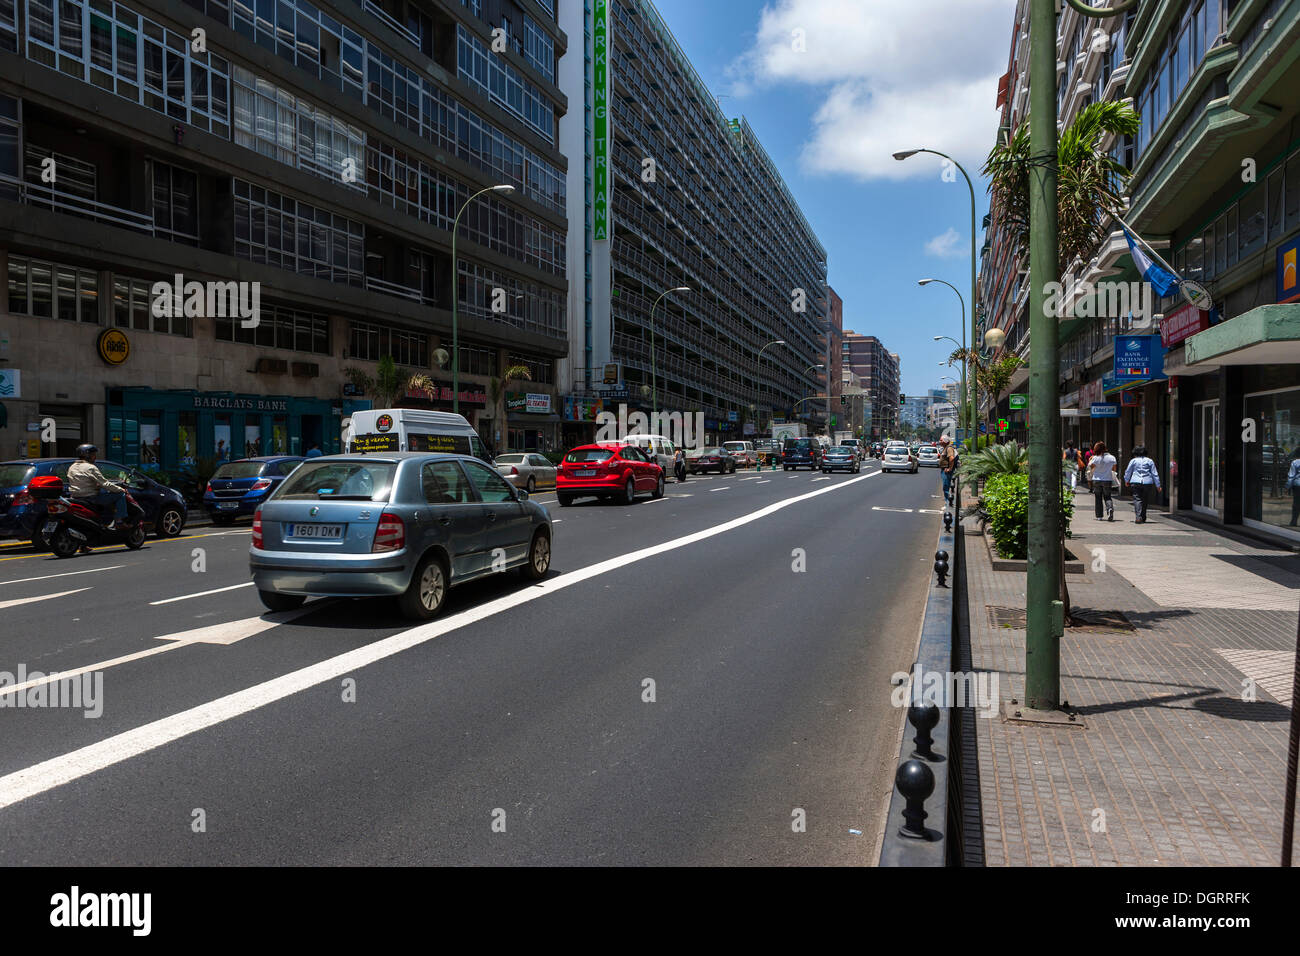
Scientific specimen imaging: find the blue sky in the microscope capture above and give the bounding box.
[645,0,1019,396]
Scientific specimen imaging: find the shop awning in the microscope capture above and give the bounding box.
[1185,304,1300,366]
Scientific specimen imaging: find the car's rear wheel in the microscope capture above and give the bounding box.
[621,476,636,505]
[157,507,185,537]
[557,492,574,507]
[521,530,551,580]
[398,553,447,621]
[526,475,536,494]
[652,473,665,499]
[259,589,306,612]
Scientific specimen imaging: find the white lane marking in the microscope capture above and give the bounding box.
[0,471,880,811]
[150,582,254,605]
[710,487,730,492]
[918,509,946,514]
[645,497,669,504]
[757,480,771,484]
[1,566,124,586]
[740,476,761,481]
[812,477,831,482]
[551,519,563,523]
[671,494,693,498]
[0,587,92,611]
[0,607,324,699]
[872,506,914,513]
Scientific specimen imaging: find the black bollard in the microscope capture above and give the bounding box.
[895,759,936,840]
[934,549,949,588]
[943,510,953,533]
[908,703,941,760]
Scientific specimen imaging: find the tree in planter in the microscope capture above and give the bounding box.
[343,355,436,408]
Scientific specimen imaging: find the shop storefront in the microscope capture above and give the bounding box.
[505,391,560,452]
[559,394,606,451]
[106,388,367,471]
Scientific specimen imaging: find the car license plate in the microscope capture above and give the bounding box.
[285,523,344,539]
[575,469,596,477]
[219,502,240,509]
[43,520,59,533]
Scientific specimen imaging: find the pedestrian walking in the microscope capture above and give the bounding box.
[938,435,957,503]
[1063,440,1084,491]
[1087,441,1119,521]
[1123,445,1162,523]
[1286,449,1300,526]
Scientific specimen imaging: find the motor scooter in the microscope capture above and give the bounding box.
[30,477,148,557]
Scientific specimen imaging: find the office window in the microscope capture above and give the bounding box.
[113,276,153,330]
[7,255,97,322]
[457,345,496,377]
[233,179,363,283]
[522,15,554,83]
[457,25,554,143]
[215,303,329,353]
[152,160,199,243]
[348,320,428,367]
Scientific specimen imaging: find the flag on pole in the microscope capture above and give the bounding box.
[1122,227,1181,297]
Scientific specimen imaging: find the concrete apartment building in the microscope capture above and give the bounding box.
[842,331,899,439]
[557,0,829,445]
[979,0,1300,542]
[0,0,569,467]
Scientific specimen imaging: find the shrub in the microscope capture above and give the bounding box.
[982,473,1075,559]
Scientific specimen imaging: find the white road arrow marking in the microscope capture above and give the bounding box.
[150,582,254,605]
[0,588,92,611]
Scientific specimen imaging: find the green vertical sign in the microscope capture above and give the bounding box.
[593,0,609,241]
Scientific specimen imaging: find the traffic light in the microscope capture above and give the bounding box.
[840,395,847,406]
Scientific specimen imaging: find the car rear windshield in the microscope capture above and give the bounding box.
[213,462,266,480]
[275,461,397,501]
[0,464,35,488]
[830,447,852,453]
[784,439,814,449]
[495,454,526,464]
[723,443,745,451]
[565,449,614,463]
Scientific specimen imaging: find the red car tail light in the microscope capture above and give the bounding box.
[251,508,263,549]
[11,491,34,506]
[250,479,272,491]
[510,466,519,475]
[372,512,405,552]
[205,481,214,495]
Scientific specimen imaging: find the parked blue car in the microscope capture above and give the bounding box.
[0,458,188,547]
[204,457,304,524]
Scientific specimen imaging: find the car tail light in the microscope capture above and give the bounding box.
[11,491,33,507]
[250,479,272,491]
[252,509,263,549]
[372,512,405,552]
[510,466,518,475]
[205,482,213,495]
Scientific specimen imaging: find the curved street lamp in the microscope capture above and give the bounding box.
[649,286,691,414]
[919,278,968,438]
[451,183,515,414]
[754,340,787,431]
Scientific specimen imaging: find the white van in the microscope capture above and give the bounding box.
[346,409,492,461]
[723,440,756,463]
[605,434,675,471]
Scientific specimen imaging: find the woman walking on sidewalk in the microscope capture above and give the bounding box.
[1123,445,1162,523]
[1087,441,1119,521]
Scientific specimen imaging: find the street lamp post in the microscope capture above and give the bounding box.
[649,286,691,416]
[919,278,967,440]
[895,148,978,444]
[451,183,515,415]
[756,339,787,432]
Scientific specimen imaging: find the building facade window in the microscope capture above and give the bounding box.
[457,259,566,337]
[522,15,554,84]
[7,255,99,323]
[230,0,365,100]
[1243,387,1300,534]
[233,178,364,284]
[151,160,199,243]
[348,319,428,366]
[112,275,153,330]
[457,24,554,143]
[215,302,330,353]
[25,0,230,135]
[507,353,553,385]
[458,345,496,377]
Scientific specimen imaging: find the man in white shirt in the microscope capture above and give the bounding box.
[1086,441,1119,522]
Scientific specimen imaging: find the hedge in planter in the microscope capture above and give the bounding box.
[983,473,1074,560]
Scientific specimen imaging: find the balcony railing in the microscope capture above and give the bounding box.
[362,0,421,49]
[3,174,154,234]
[365,275,425,303]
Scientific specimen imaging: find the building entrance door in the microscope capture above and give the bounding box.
[1194,400,1220,514]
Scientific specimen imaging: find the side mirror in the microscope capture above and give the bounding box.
[516,487,529,501]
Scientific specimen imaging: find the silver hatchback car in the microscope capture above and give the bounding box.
[249,453,552,620]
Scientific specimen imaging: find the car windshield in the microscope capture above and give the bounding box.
[830,447,852,454]
[566,449,614,463]
[723,443,745,451]
[495,454,526,464]
[275,461,397,501]
[213,461,266,480]
[0,464,35,487]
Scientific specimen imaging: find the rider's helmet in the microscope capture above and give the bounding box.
[76,443,99,460]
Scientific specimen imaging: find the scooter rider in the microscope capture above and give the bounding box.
[67,444,128,532]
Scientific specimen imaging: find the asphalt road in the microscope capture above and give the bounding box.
[0,461,945,865]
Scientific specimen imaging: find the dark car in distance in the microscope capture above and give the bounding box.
[782,437,823,471]
[204,456,304,524]
[0,458,187,547]
[821,446,861,474]
[688,447,737,475]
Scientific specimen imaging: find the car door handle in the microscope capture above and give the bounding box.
[486,511,497,522]
[438,515,451,526]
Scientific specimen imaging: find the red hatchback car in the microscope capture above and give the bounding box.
[557,443,666,506]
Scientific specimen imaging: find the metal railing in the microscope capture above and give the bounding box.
[3,173,154,234]
[364,275,425,303]
[362,0,421,48]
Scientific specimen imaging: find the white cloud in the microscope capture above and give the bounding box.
[925,227,965,258]
[730,0,1017,181]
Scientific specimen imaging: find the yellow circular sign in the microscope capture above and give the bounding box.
[98,328,130,365]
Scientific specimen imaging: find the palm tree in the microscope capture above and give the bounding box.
[983,100,1140,272]
[343,355,436,408]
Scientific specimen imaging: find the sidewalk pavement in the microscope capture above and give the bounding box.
[965,505,1299,866]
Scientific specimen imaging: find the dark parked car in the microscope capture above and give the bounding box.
[0,458,187,547]
[782,437,823,471]
[688,447,737,475]
[204,456,304,524]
